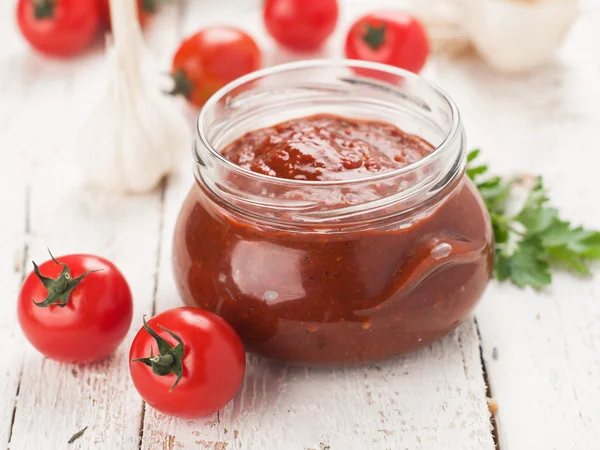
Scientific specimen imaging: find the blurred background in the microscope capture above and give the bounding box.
[0,0,598,193]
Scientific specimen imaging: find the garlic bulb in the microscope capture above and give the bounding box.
[457,0,580,73]
[411,0,579,72]
[76,0,191,193]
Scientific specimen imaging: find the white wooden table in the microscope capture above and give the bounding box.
[1,1,599,449]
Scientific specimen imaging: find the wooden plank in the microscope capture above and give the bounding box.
[139,172,192,450]
[0,2,59,445]
[4,5,182,450]
[0,2,28,443]
[140,2,494,449]
[143,317,494,449]
[9,184,162,450]
[5,50,164,446]
[144,174,495,450]
[0,163,28,448]
[433,14,600,450]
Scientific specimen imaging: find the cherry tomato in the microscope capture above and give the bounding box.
[169,27,262,108]
[17,0,100,58]
[17,251,133,363]
[98,0,156,30]
[263,0,338,52]
[129,307,246,418]
[345,11,430,74]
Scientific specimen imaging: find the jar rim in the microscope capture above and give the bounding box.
[196,59,462,188]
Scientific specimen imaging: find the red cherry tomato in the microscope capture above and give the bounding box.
[263,0,338,52]
[16,0,100,58]
[129,307,246,418]
[98,0,156,30]
[169,27,262,108]
[345,11,430,74]
[17,252,133,363]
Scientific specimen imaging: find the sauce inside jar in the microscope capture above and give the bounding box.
[222,114,433,181]
[173,114,493,365]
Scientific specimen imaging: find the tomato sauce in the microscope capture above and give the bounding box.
[221,114,433,181]
[173,114,493,365]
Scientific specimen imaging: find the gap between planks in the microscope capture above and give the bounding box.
[7,185,31,448]
[138,179,168,450]
[136,0,187,443]
[475,319,501,450]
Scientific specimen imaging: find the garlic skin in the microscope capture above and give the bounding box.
[458,0,580,73]
[410,0,471,56]
[76,0,191,193]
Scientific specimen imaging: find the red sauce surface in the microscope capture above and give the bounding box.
[221,114,433,181]
[173,114,493,365]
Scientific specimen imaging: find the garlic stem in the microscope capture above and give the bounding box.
[75,0,191,193]
[108,0,141,47]
[108,0,144,70]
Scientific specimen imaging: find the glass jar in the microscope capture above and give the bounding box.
[173,60,493,366]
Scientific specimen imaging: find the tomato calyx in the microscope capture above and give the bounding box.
[32,0,57,19]
[131,316,184,391]
[167,69,194,100]
[141,0,158,14]
[32,250,100,308]
[362,24,386,50]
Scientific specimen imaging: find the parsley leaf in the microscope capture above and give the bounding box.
[504,237,552,288]
[467,149,600,288]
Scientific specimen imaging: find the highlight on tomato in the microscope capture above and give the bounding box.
[168,27,262,108]
[16,0,100,58]
[129,307,246,418]
[345,11,430,74]
[17,250,133,363]
[263,0,339,52]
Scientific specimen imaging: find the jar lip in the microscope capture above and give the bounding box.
[197,59,461,187]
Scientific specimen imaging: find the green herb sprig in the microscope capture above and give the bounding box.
[467,149,600,289]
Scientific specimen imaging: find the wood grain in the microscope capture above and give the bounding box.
[0,1,28,444]
[142,317,494,449]
[433,12,600,450]
[0,161,28,448]
[2,13,165,450]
